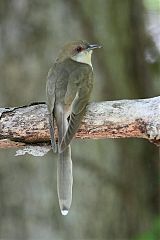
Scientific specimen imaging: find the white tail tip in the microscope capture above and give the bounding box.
[61,209,68,216]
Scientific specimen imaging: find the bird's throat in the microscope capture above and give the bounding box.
[71,50,93,68]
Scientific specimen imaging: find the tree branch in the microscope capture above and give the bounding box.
[0,97,159,149]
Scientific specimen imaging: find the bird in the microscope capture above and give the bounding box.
[46,40,102,215]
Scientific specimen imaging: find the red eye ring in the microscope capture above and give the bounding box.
[76,46,83,52]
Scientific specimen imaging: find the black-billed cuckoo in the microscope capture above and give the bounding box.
[46,40,101,215]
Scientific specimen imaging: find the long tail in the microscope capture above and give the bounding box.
[55,105,73,215]
[57,145,73,215]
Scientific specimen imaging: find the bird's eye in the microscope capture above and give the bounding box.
[76,46,83,53]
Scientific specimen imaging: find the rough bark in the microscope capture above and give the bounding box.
[0,97,159,150]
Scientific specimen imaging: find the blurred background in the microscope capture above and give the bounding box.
[0,0,160,239]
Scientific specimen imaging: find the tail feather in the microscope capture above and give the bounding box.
[55,105,73,215]
[57,145,72,215]
[60,108,86,152]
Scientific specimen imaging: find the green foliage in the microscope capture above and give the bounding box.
[134,218,160,240]
[144,0,160,10]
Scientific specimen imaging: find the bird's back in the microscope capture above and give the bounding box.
[54,58,93,108]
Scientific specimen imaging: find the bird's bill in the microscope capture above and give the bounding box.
[87,44,102,50]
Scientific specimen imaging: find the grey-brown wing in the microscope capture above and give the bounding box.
[46,65,57,152]
[46,66,57,113]
[60,66,93,152]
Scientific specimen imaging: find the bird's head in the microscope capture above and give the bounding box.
[57,40,102,67]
